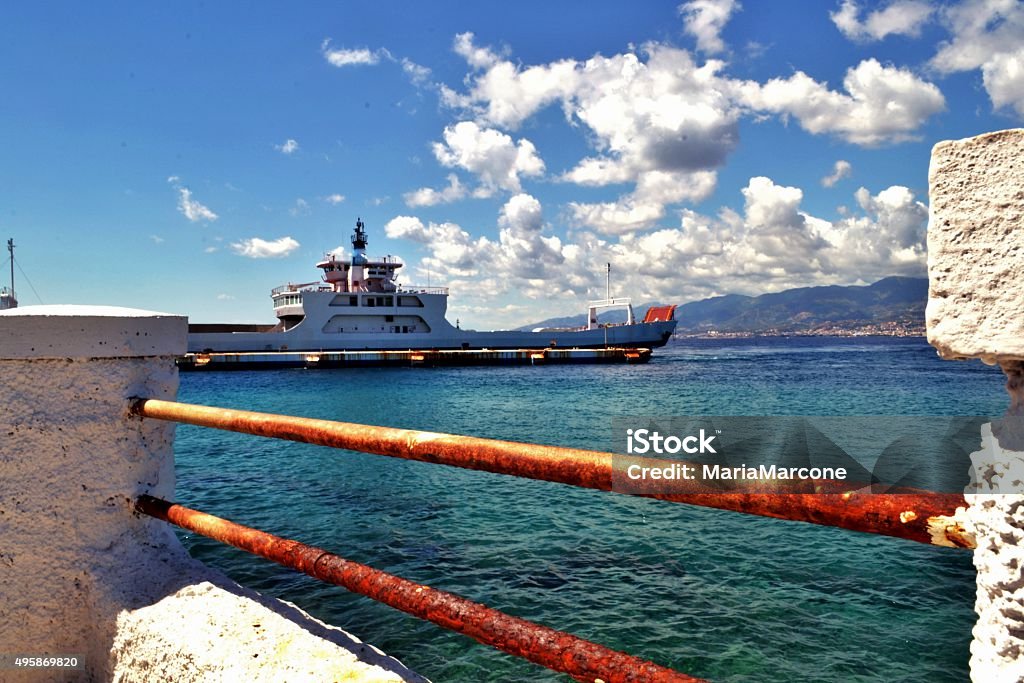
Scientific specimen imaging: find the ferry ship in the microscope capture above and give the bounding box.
[188,219,677,353]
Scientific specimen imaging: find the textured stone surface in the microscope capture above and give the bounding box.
[111,581,425,683]
[0,309,422,682]
[965,365,1024,683]
[926,129,1024,363]
[0,305,186,359]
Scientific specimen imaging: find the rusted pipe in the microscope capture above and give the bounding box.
[130,398,975,549]
[135,495,702,683]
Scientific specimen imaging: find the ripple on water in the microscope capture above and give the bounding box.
[175,338,1000,682]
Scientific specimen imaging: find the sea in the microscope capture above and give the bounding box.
[173,336,1009,682]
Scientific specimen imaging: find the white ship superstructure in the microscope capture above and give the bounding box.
[188,219,677,353]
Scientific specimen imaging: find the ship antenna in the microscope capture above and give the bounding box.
[605,262,611,301]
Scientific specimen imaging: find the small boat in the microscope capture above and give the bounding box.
[188,219,677,353]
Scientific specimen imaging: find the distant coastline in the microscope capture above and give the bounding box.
[525,276,928,339]
[674,323,925,340]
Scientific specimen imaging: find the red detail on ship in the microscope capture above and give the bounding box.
[643,305,677,323]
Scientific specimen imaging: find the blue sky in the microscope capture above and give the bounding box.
[1,1,1021,326]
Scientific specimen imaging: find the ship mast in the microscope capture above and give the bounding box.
[1,238,16,310]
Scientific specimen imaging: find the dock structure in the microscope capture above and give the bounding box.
[178,346,651,370]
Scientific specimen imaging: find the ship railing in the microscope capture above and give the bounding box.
[129,397,972,682]
[271,282,330,295]
[397,285,449,295]
[587,296,633,307]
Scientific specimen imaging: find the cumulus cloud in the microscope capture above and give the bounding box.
[678,0,741,54]
[831,0,935,41]
[821,160,853,187]
[387,177,928,326]
[569,169,718,234]
[563,47,740,183]
[276,139,299,154]
[981,49,1024,114]
[453,31,503,70]
[931,1,1024,115]
[404,174,467,207]
[494,193,565,280]
[438,35,938,236]
[289,198,310,216]
[384,215,492,276]
[231,236,300,258]
[735,58,945,145]
[321,40,383,67]
[447,41,742,232]
[325,194,346,205]
[431,121,544,195]
[168,177,218,223]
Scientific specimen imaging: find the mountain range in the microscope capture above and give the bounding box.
[520,276,928,335]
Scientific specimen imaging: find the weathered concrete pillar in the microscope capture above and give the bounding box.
[928,129,1024,683]
[0,305,422,682]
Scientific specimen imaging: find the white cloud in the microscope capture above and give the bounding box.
[431,32,940,250]
[441,33,580,129]
[386,176,929,326]
[167,176,218,222]
[216,293,235,300]
[276,139,299,154]
[678,0,741,54]
[204,246,218,254]
[149,235,164,244]
[403,174,467,207]
[321,40,382,67]
[931,2,1024,115]
[325,194,346,205]
[831,0,935,41]
[231,236,300,258]
[494,194,565,280]
[821,160,853,187]
[736,58,945,145]
[453,32,503,70]
[289,198,310,216]
[177,188,218,222]
[569,169,718,234]
[384,215,492,276]
[982,48,1024,114]
[401,58,432,86]
[432,121,544,195]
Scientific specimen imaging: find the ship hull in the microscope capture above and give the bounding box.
[188,320,677,353]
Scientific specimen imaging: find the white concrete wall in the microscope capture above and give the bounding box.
[927,131,1024,683]
[0,305,424,682]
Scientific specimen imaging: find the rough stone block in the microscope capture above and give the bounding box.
[926,129,1024,363]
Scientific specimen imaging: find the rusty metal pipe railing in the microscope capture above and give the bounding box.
[135,495,702,683]
[130,398,974,549]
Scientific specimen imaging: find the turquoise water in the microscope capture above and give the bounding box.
[174,337,1008,682]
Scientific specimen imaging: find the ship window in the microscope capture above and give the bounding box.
[402,326,408,333]
[385,296,394,306]
[350,296,357,306]
[366,297,375,307]
[385,315,394,322]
